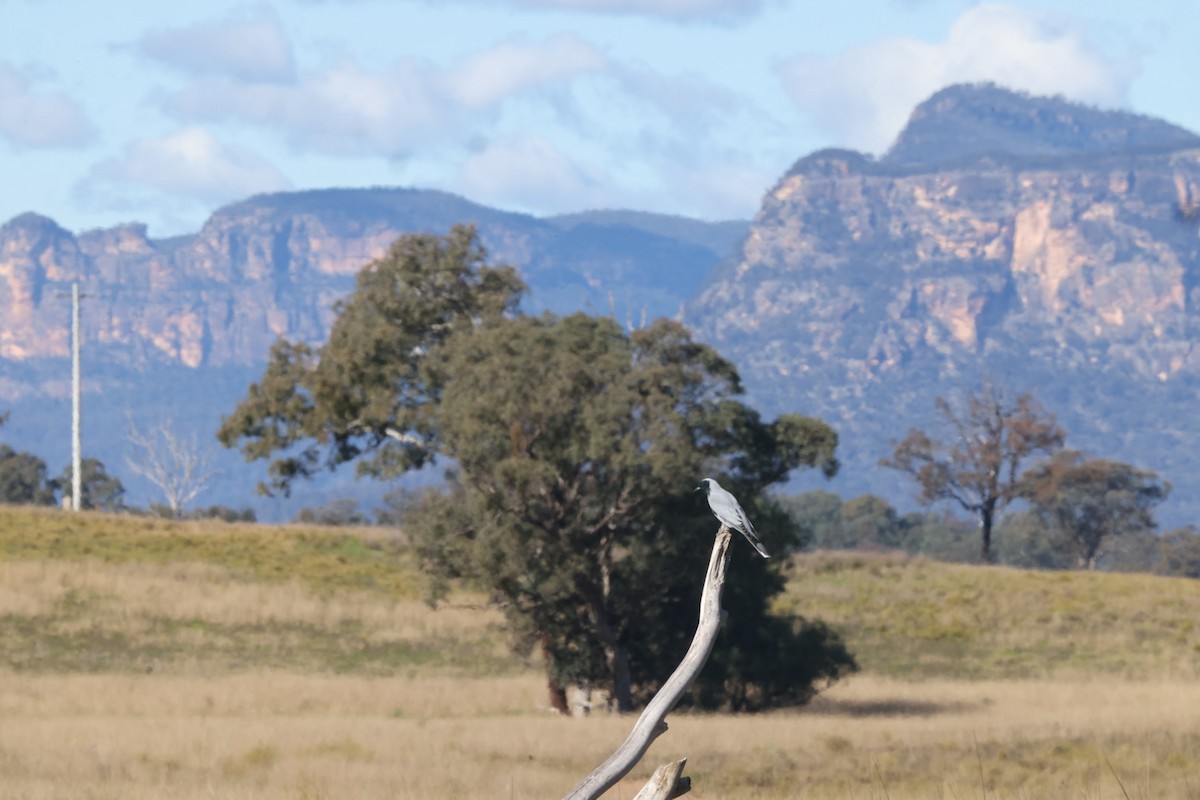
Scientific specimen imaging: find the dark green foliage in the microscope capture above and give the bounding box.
[408,313,850,711]
[697,614,857,712]
[776,489,841,551]
[780,490,975,559]
[57,458,125,511]
[839,494,904,550]
[222,227,853,712]
[218,224,525,494]
[1156,526,1200,578]
[0,445,57,506]
[892,511,974,562]
[185,505,258,523]
[294,499,369,527]
[374,486,422,527]
[993,509,1073,570]
[0,415,57,506]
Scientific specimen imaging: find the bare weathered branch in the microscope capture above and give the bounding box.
[125,415,218,517]
[563,527,733,800]
[632,759,691,800]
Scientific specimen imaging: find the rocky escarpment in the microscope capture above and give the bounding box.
[0,189,745,389]
[686,84,1200,522]
[0,189,745,519]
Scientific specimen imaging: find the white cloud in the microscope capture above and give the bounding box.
[660,160,772,220]
[300,0,769,23]
[779,2,1137,154]
[85,127,291,206]
[504,0,767,22]
[161,61,452,156]
[134,7,296,83]
[158,35,609,156]
[456,134,609,211]
[445,35,607,109]
[450,132,766,220]
[0,62,94,148]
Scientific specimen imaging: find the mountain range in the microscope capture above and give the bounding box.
[0,187,745,517]
[3,83,1200,526]
[685,83,1200,524]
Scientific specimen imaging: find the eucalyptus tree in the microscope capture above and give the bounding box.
[220,226,855,712]
[1020,450,1169,570]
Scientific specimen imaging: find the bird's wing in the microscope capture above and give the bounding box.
[733,503,757,536]
[712,489,753,534]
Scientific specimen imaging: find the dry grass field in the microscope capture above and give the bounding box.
[1,506,1199,799]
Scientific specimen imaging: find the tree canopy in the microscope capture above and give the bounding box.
[0,412,58,506]
[218,224,525,493]
[411,312,847,711]
[1019,450,1169,570]
[57,457,125,511]
[220,226,854,712]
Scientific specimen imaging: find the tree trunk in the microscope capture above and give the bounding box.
[979,503,996,564]
[581,553,635,712]
[542,637,570,714]
[605,641,634,713]
[547,676,569,715]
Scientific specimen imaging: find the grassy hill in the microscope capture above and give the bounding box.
[0,506,521,676]
[2,506,1200,799]
[778,550,1200,680]
[2,506,1198,679]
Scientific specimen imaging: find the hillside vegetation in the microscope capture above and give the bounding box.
[3,506,1199,679]
[779,550,1200,680]
[0,506,521,676]
[2,507,1200,799]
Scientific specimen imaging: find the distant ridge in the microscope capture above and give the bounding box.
[689,83,1200,527]
[884,82,1200,166]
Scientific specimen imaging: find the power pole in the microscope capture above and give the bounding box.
[71,282,82,512]
[57,282,88,512]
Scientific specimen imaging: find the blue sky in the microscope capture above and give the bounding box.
[1,0,1197,237]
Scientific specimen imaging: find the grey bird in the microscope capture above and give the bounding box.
[695,478,770,558]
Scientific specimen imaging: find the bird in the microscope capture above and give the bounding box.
[695,477,770,558]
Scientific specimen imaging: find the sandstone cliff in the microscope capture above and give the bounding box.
[686,84,1200,522]
[0,188,743,386]
[0,189,744,517]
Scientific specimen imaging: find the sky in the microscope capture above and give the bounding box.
[1,0,1198,238]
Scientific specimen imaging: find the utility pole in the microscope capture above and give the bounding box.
[71,282,82,512]
[58,282,88,512]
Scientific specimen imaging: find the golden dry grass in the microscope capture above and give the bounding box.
[2,508,1200,798]
[0,557,519,676]
[778,550,1200,680]
[2,672,1199,799]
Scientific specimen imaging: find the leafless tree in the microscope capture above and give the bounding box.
[882,381,1065,563]
[125,416,218,517]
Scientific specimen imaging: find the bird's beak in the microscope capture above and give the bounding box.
[693,485,702,492]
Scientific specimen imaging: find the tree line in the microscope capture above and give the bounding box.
[0,412,252,520]
[779,381,1197,578]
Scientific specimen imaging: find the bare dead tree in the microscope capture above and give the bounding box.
[882,381,1064,563]
[125,416,218,518]
[563,527,733,800]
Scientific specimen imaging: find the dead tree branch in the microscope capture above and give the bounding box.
[562,527,734,800]
[125,415,218,518]
[632,759,690,800]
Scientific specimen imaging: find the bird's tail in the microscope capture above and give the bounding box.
[744,530,770,559]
